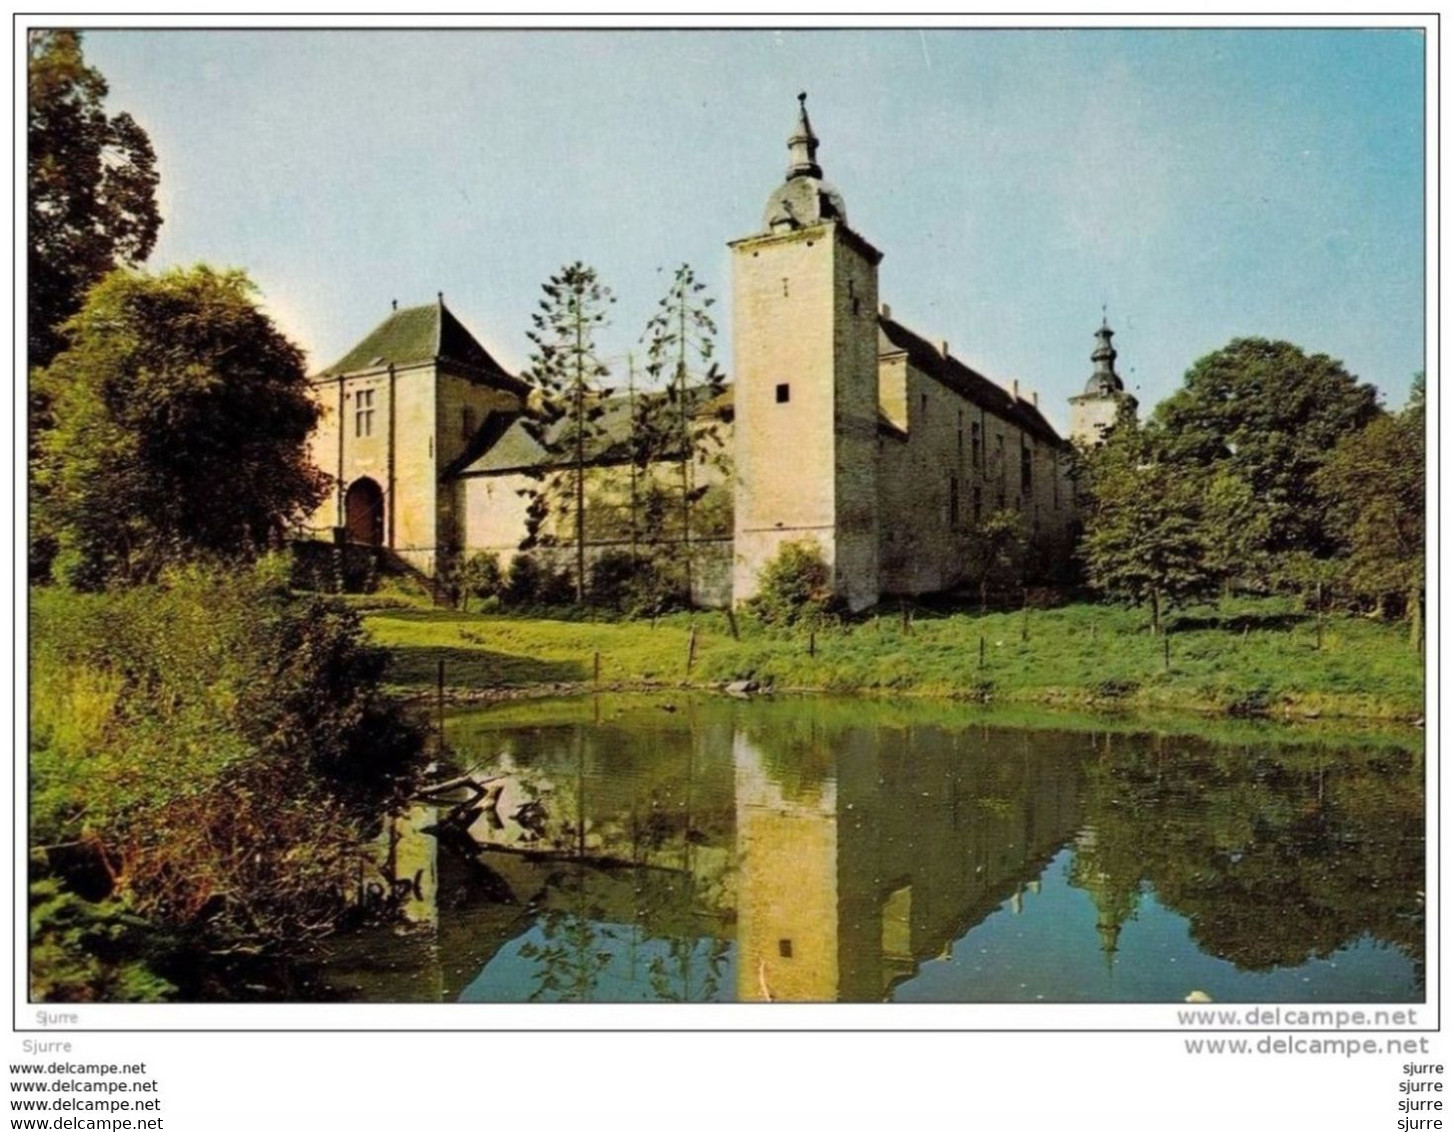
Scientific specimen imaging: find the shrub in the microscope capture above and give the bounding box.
[746,540,839,628]
[589,549,688,617]
[30,558,424,995]
[504,552,543,605]
[460,552,503,610]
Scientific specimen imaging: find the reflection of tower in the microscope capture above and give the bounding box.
[1070,826,1139,971]
[733,731,841,1002]
[1068,317,1139,446]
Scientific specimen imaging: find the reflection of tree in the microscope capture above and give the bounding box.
[1077,735,1423,975]
[515,868,619,1003]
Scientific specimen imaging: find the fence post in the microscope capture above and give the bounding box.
[1163,636,1171,672]
[593,650,601,687]
[686,623,698,675]
[725,606,740,641]
[979,635,986,670]
[809,629,816,658]
[436,658,446,749]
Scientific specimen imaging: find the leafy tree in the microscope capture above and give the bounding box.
[520,263,615,603]
[29,30,161,371]
[1315,375,1424,642]
[642,263,728,602]
[1082,412,1215,634]
[966,508,1027,612]
[1154,338,1380,574]
[33,266,327,589]
[1199,468,1273,595]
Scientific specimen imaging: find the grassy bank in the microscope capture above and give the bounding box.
[359,595,1424,724]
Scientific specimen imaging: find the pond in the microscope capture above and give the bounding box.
[319,695,1424,1004]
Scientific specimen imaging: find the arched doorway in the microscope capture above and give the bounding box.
[344,477,385,546]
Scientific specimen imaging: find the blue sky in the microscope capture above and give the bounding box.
[81,27,1425,429]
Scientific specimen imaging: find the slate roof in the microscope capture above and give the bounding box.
[450,383,733,477]
[877,315,1066,447]
[320,300,525,392]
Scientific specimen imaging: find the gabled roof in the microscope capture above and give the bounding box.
[877,315,1065,447]
[452,383,732,477]
[320,299,524,391]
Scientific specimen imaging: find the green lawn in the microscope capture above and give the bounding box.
[360,596,1424,723]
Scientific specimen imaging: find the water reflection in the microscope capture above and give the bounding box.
[322,698,1422,1004]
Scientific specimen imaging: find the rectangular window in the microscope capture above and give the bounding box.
[950,474,960,528]
[996,434,1006,485]
[776,383,791,404]
[354,388,375,438]
[973,485,982,524]
[971,422,981,468]
[1021,442,1033,492]
[957,409,964,460]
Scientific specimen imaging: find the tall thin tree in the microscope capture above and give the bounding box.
[643,264,726,602]
[521,263,615,604]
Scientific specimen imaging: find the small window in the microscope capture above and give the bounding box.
[782,278,790,298]
[1021,443,1033,492]
[920,392,929,417]
[354,388,375,438]
[776,383,791,404]
[950,475,960,528]
[779,939,794,959]
[971,422,981,468]
[852,296,862,316]
[972,485,982,524]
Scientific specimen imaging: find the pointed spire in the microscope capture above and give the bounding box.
[787,91,822,180]
[1087,314,1123,394]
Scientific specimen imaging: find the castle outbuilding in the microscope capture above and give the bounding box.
[304,96,1098,609]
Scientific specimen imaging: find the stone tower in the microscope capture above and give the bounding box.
[729,94,883,611]
[1068,317,1138,445]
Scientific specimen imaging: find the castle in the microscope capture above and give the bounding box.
[303,96,1131,608]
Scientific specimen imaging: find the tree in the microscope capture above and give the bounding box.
[34,266,328,590]
[1082,412,1215,634]
[520,263,615,604]
[642,264,728,603]
[1154,338,1380,576]
[966,509,1027,612]
[1315,375,1424,643]
[29,30,161,372]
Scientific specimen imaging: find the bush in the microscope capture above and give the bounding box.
[460,552,503,610]
[745,540,840,628]
[589,549,688,617]
[30,558,424,996]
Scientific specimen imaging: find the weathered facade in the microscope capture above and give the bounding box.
[305,97,1102,609]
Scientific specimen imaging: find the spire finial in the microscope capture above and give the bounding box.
[786,92,822,180]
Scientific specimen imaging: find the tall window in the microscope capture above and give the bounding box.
[949,474,960,527]
[1021,442,1033,492]
[957,410,964,461]
[354,388,375,438]
[971,421,981,468]
[996,434,1006,487]
[972,485,982,524]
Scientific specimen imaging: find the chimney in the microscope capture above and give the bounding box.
[1032,390,1040,408]
[939,339,950,357]
[1012,378,1020,399]
[880,302,892,319]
